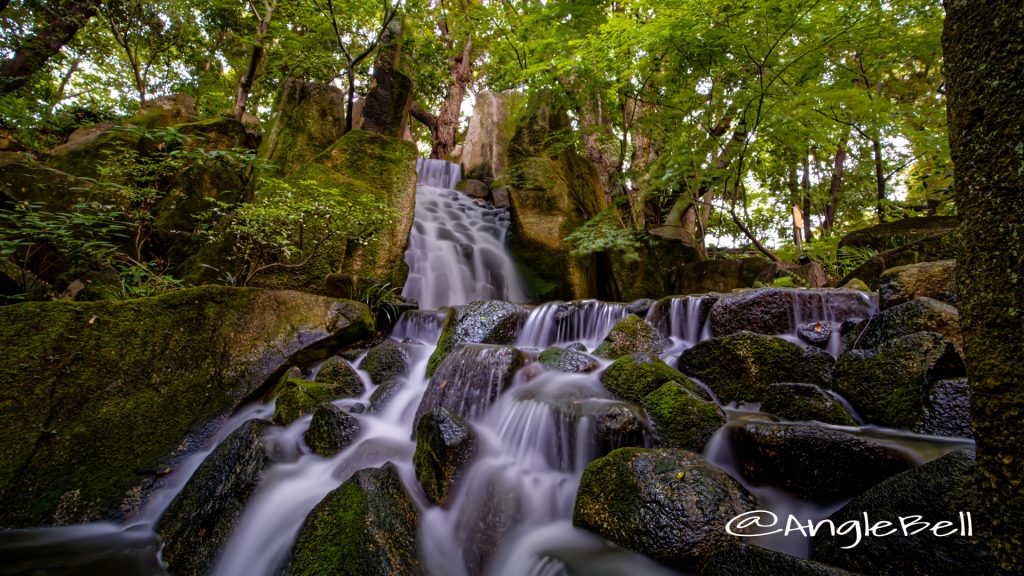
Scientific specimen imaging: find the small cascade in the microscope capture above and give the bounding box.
[391,309,448,344]
[402,159,527,310]
[783,289,878,357]
[645,295,713,353]
[517,300,631,350]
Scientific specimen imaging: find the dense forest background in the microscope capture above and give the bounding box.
[0,0,951,301]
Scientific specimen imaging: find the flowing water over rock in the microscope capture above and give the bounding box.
[402,158,527,310]
[0,159,977,576]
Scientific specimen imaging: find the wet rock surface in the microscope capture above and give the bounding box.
[878,259,958,310]
[678,332,833,403]
[709,288,873,338]
[602,352,709,403]
[305,403,360,457]
[287,462,421,576]
[729,423,917,501]
[640,382,724,452]
[843,297,962,353]
[761,383,856,425]
[314,356,365,398]
[414,407,476,506]
[833,332,966,431]
[537,346,599,373]
[417,344,527,423]
[702,542,858,576]
[359,338,413,383]
[427,300,530,376]
[593,314,671,359]
[158,419,272,576]
[812,450,994,575]
[573,448,758,571]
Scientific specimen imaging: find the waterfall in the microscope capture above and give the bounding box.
[401,158,527,310]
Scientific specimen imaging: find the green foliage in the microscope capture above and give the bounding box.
[753,276,800,289]
[0,202,127,299]
[785,236,878,282]
[564,210,642,262]
[356,281,402,326]
[199,178,398,286]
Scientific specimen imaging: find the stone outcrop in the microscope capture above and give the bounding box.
[257,80,347,178]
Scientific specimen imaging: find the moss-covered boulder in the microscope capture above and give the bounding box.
[843,297,962,354]
[573,448,757,571]
[917,378,973,439]
[253,129,418,293]
[761,383,856,425]
[641,382,725,452]
[286,462,421,576]
[305,402,360,457]
[368,377,403,413]
[0,286,372,527]
[678,332,834,403]
[812,450,994,575]
[709,288,875,338]
[702,542,858,576]
[593,314,671,359]
[461,90,523,182]
[417,344,527,423]
[839,216,960,253]
[414,407,476,506]
[838,218,961,290]
[673,258,770,294]
[359,338,412,384]
[158,418,272,576]
[427,300,530,376]
[0,152,97,210]
[538,346,599,373]
[601,352,709,404]
[272,378,341,426]
[257,79,347,178]
[833,332,966,432]
[730,423,916,501]
[878,260,958,310]
[314,356,364,398]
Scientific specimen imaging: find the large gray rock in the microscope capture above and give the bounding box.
[158,419,272,576]
[417,344,527,423]
[427,300,530,376]
[573,448,758,571]
[729,423,916,501]
[709,288,875,338]
[461,90,522,182]
[537,347,599,374]
[878,260,958,309]
[287,463,421,576]
[812,450,994,575]
[677,332,834,403]
[414,407,476,506]
[0,286,372,527]
[314,356,364,398]
[833,332,966,431]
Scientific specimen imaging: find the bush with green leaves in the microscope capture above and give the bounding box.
[199,178,397,286]
[564,210,643,263]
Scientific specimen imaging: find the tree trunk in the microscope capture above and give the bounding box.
[944,1,1024,572]
[579,87,621,206]
[625,95,658,229]
[431,38,472,159]
[233,5,273,122]
[788,161,802,250]
[801,150,814,242]
[873,135,886,223]
[0,0,98,95]
[823,134,848,233]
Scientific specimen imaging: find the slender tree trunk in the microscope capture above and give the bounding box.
[801,149,814,242]
[430,38,472,159]
[0,0,98,95]
[873,135,886,223]
[788,161,802,250]
[345,65,357,133]
[823,134,849,233]
[233,4,274,122]
[48,58,80,113]
[579,87,622,205]
[944,2,1024,572]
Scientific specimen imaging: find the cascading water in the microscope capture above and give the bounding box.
[402,158,527,310]
[0,158,974,576]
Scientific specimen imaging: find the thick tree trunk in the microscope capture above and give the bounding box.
[944,1,1024,572]
[579,88,621,205]
[430,38,471,159]
[626,95,658,229]
[0,0,98,95]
